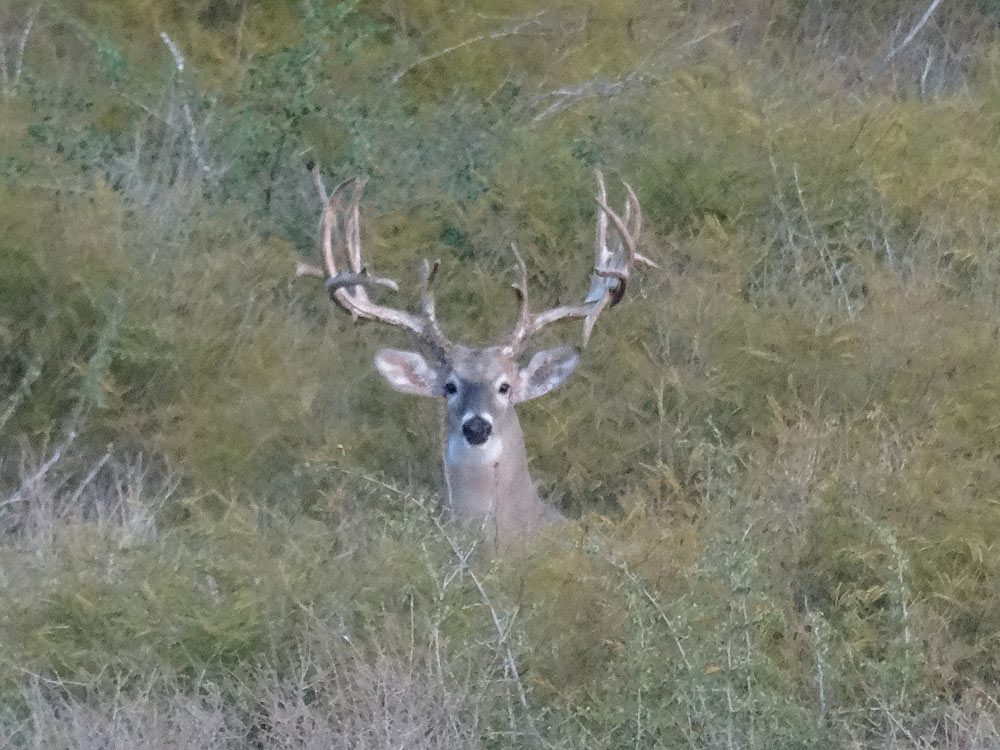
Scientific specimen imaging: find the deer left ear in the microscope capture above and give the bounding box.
[374,349,440,398]
[513,347,580,404]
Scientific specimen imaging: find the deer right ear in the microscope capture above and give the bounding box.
[513,346,580,403]
[374,349,440,398]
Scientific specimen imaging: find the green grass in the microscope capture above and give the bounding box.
[3,0,1000,746]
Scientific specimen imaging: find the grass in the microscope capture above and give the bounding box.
[3,0,1000,746]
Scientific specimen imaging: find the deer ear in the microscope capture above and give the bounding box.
[374,349,440,398]
[513,347,580,404]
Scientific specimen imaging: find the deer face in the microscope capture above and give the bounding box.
[373,345,579,455]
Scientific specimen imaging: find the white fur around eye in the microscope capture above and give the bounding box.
[494,376,512,399]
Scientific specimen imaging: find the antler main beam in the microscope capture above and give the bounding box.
[297,167,652,358]
[296,165,451,357]
[506,171,655,351]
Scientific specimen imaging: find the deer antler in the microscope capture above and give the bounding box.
[296,164,452,358]
[506,171,655,352]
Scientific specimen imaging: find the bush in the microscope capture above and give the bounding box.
[3,1,1000,746]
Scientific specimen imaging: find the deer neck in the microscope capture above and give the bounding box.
[442,412,547,537]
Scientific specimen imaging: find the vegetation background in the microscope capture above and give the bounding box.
[2,0,1000,746]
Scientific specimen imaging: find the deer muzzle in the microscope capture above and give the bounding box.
[462,415,493,446]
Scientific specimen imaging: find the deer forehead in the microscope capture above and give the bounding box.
[446,347,516,384]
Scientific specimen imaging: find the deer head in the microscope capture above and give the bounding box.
[297,166,653,547]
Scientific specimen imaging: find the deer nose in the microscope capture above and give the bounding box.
[462,416,492,446]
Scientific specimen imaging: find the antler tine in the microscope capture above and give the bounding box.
[506,170,651,352]
[595,171,612,272]
[308,163,358,284]
[296,165,452,355]
[419,259,451,356]
[310,160,329,204]
[345,177,368,274]
[624,182,656,269]
[321,178,351,282]
[317,178,402,294]
[505,243,532,348]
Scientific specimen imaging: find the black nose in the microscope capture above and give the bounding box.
[462,416,492,446]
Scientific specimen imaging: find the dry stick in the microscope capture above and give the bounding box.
[391,13,548,84]
[530,23,735,123]
[792,166,854,316]
[885,0,946,63]
[1,431,77,510]
[14,665,92,689]
[66,449,112,510]
[532,74,646,123]
[920,47,935,96]
[803,596,828,718]
[159,31,212,176]
[13,6,38,89]
[767,153,805,277]
[0,361,41,432]
[0,5,38,97]
[0,32,8,96]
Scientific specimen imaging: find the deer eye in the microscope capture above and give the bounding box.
[443,382,458,396]
[498,382,511,395]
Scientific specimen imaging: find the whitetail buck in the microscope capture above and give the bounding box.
[297,166,653,548]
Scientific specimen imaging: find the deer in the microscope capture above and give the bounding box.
[296,165,653,549]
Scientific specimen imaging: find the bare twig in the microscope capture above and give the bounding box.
[392,13,550,84]
[885,0,945,63]
[66,449,112,510]
[1,431,77,510]
[159,31,213,176]
[14,6,38,84]
[531,73,647,123]
[0,39,7,95]
[920,47,935,96]
[0,360,41,433]
[159,31,186,72]
[529,22,735,123]
[803,596,828,717]
[792,166,853,315]
[1,4,39,98]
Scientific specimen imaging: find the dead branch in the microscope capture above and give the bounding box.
[885,0,946,63]
[1,431,77,510]
[531,73,648,123]
[0,4,39,98]
[391,13,551,85]
[159,31,213,176]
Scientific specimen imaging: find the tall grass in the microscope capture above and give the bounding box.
[3,0,1000,746]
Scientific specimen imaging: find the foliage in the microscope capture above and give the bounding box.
[3,0,1000,746]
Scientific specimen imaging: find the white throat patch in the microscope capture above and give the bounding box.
[447,433,504,466]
